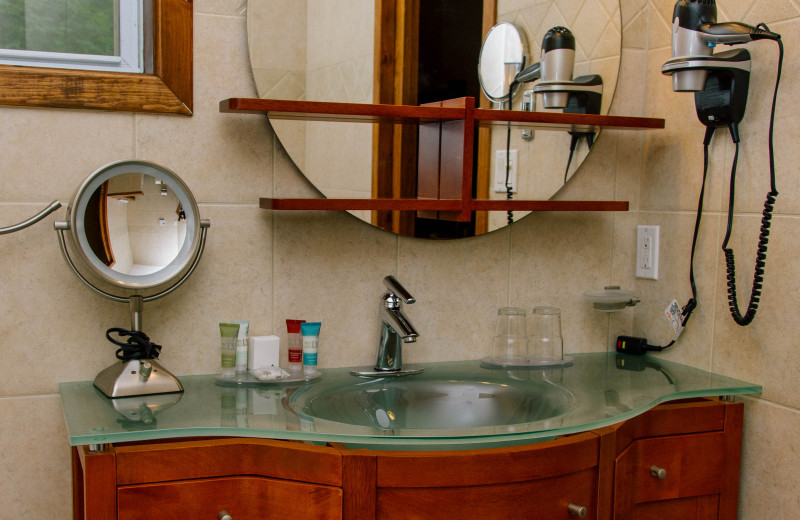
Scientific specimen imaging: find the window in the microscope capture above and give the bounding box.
[0,0,144,73]
[0,0,192,115]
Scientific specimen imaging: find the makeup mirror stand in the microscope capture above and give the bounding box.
[55,219,210,398]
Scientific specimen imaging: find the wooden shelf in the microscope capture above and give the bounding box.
[260,198,629,213]
[221,97,664,131]
[222,97,662,220]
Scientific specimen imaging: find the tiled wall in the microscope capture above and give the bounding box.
[0,0,796,517]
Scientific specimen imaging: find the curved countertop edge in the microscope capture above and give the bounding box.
[60,353,762,449]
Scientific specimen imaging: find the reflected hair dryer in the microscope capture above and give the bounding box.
[662,0,779,92]
[539,27,576,108]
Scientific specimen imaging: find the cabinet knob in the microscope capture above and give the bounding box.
[218,511,233,520]
[650,465,667,479]
[567,503,587,518]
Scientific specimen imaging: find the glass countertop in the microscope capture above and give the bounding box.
[60,353,761,449]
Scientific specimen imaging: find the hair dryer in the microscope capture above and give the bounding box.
[662,0,779,92]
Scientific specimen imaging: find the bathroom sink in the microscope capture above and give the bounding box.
[290,366,576,436]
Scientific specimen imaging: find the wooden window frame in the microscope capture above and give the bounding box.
[0,0,193,115]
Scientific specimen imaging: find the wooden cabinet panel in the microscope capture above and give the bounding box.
[377,468,597,520]
[118,476,342,520]
[114,438,342,486]
[375,432,599,487]
[617,495,719,520]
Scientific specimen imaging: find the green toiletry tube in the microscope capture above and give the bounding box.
[219,323,240,378]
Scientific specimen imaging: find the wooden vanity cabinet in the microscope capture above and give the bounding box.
[603,399,743,520]
[71,399,743,520]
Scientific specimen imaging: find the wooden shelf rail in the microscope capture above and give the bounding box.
[221,97,664,219]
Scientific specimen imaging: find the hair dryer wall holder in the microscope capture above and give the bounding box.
[533,74,603,110]
[662,48,751,130]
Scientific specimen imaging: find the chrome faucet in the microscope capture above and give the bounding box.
[351,276,424,377]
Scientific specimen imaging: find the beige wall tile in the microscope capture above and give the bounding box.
[711,215,800,408]
[136,14,273,206]
[739,397,800,520]
[272,211,398,369]
[397,228,512,363]
[195,0,247,15]
[0,204,129,395]
[509,212,616,354]
[0,107,135,203]
[632,211,718,370]
[641,47,727,213]
[0,395,72,518]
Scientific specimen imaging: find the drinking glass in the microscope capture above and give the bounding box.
[491,307,528,364]
[529,306,564,365]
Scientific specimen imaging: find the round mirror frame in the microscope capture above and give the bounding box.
[67,160,201,290]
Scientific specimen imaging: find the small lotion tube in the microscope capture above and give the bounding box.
[301,322,322,375]
[219,323,240,378]
[286,319,306,372]
[232,320,250,374]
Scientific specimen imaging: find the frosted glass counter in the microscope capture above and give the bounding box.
[60,353,761,448]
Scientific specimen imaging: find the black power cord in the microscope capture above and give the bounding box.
[106,328,162,361]
[505,86,516,225]
[619,27,783,353]
[721,34,783,326]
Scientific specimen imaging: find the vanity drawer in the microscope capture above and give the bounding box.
[377,467,597,520]
[613,432,725,519]
[118,476,342,520]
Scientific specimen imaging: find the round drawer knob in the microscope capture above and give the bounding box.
[650,465,667,479]
[567,503,587,518]
[218,511,233,520]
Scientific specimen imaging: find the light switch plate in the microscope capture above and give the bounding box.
[494,150,518,193]
[636,225,659,280]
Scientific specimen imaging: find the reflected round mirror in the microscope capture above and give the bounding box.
[478,22,527,103]
[66,160,201,290]
[247,0,621,238]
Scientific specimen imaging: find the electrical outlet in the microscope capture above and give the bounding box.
[494,150,518,193]
[636,225,659,280]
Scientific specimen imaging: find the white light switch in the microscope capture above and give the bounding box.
[636,225,659,280]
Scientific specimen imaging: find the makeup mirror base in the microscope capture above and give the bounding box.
[94,359,184,399]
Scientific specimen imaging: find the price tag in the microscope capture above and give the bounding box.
[665,299,683,334]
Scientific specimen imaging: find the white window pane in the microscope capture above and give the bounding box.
[0,0,143,73]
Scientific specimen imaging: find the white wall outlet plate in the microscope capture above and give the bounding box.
[494,149,518,193]
[636,225,659,280]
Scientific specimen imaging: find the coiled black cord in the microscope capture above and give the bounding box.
[106,328,162,361]
[721,35,782,326]
[506,86,516,225]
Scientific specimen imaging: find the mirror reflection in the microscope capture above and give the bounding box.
[86,173,188,276]
[247,0,620,238]
[478,22,527,103]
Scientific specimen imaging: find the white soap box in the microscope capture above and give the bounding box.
[248,335,280,371]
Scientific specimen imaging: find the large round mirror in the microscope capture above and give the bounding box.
[66,160,201,290]
[247,0,621,238]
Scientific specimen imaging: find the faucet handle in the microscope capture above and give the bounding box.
[383,275,415,304]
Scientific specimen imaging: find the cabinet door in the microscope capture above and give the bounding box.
[614,432,725,519]
[118,476,342,520]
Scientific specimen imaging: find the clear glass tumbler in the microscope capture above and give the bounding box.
[491,307,528,364]
[529,306,564,365]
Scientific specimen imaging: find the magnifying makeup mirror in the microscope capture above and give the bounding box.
[55,160,210,398]
[478,22,528,104]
